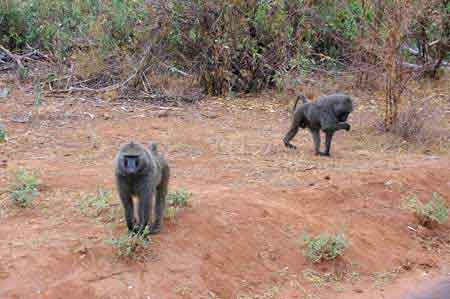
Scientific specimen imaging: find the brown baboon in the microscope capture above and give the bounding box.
[283,93,353,156]
[115,141,170,235]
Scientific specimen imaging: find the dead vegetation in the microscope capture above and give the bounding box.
[1,0,448,135]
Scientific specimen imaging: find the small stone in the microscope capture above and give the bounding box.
[157,111,169,118]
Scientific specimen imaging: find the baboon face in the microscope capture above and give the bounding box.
[334,97,353,122]
[117,142,147,175]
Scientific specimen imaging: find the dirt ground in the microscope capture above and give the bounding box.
[1,81,450,299]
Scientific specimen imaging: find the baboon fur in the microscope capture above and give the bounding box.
[115,141,170,235]
[283,92,353,156]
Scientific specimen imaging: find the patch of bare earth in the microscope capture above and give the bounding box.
[0,87,449,299]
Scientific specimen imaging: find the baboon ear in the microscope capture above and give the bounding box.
[148,142,158,153]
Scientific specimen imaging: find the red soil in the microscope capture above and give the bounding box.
[0,87,449,299]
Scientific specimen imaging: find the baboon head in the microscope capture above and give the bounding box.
[332,95,353,122]
[116,141,149,175]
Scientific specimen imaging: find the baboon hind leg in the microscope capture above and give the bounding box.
[310,129,322,155]
[283,114,304,149]
[283,125,299,149]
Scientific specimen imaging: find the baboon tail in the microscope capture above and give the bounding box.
[293,93,308,112]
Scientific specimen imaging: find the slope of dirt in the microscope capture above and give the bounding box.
[0,87,449,299]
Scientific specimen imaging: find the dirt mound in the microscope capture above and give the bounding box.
[1,92,449,298]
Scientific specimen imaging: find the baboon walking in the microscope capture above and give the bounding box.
[283,93,353,156]
[115,141,170,235]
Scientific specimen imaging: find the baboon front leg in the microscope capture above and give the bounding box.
[335,122,351,131]
[118,188,134,233]
[338,112,350,122]
[323,131,334,156]
[137,185,153,235]
[310,129,322,155]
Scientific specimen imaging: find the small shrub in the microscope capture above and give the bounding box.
[33,82,42,106]
[79,187,111,217]
[167,189,191,207]
[10,168,40,207]
[105,229,150,260]
[403,192,448,228]
[0,124,6,143]
[391,101,439,144]
[375,99,442,145]
[302,232,348,263]
[164,188,192,222]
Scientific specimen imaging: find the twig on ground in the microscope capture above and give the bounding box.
[0,45,24,69]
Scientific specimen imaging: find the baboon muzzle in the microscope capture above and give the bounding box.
[124,155,139,173]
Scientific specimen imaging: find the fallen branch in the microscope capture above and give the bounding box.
[147,105,182,111]
[47,67,138,94]
[0,45,24,69]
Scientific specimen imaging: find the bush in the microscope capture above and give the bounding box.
[0,124,5,143]
[391,101,441,144]
[375,99,442,145]
[0,0,148,55]
[10,168,40,207]
[403,192,448,228]
[164,188,192,221]
[105,229,150,260]
[79,187,111,217]
[302,232,348,263]
[157,0,365,95]
[167,189,191,207]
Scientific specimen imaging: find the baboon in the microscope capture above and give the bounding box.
[283,92,353,156]
[408,279,450,299]
[115,141,170,235]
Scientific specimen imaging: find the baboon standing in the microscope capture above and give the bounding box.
[115,141,170,235]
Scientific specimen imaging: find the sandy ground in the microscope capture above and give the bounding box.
[0,84,449,299]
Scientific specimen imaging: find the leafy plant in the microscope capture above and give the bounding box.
[302,232,348,263]
[105,229,150,260]
[403,192,448,227]
[79,187,111,217]
[0,0,147,56]
[10,168,40,207]
[0,124,5,143]
[33,81,42,106]
[164,188,192,221]
[18,66,29,81]
[167,188,191,207]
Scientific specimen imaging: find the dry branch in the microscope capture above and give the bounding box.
[0,45,24,69]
